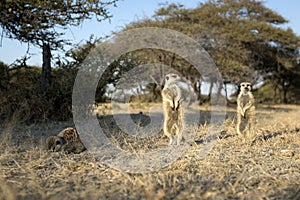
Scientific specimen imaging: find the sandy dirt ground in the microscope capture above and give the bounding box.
[0,104,300,199]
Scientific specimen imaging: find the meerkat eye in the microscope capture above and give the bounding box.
[241,84,245,87]
[55,140,61,145]
[247,84,251,87]
[166,76,169,81]
[172,75,177,78]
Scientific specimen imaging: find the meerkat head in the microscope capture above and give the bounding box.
[165,73,181,86]
[46,136,66,152]
[239,82,252,94]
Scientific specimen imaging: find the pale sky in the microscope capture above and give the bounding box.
[0,0,299,66]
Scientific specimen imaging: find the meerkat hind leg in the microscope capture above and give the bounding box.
[176,130,183,145]
[248,109,255,137]
[236,113,242,135]
[164,122,173,145]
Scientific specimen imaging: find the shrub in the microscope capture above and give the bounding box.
[0,64,77,124]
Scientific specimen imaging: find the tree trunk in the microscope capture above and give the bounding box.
[282,82,288,104]
[152,83,158,101]
[283,89,288,104]
[41,42,51,94]
[197,80,201,105]
[216,80,223,104]
[207,79,214,101]
[224,83,228,102]
[273,84,277,103]
[191,78,202,105]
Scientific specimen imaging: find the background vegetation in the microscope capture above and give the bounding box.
[0,0,299,123]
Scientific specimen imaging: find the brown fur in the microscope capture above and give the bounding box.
[237,82,255,136]
[46,127,86,153]
[162,73,184,145]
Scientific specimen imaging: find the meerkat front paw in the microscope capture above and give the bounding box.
[174,101,179,111]
[170,101,175,110]
[241,111,245,117]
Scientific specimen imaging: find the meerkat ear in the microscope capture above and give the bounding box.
[55,140,61,145]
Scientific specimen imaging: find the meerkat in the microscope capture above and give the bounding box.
[46,127,86,154]
[161,73,184,145]
[236,82,255,136]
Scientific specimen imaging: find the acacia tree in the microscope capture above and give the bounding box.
[0,0,118,94]
[124,0,300,103]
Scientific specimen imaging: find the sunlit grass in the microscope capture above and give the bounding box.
[0,104,300,199]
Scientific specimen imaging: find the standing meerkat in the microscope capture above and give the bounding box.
[46,127,86,154]
[236,82,255,136]
[161,73,184,145]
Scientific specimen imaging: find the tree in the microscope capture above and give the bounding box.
[0,0,118,93]
[123,0,300,103]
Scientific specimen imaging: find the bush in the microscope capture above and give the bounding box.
[0,64,77,124]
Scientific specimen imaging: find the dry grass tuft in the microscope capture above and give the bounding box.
[1,104,300,199]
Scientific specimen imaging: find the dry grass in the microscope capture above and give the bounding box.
[1,104,300,200]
